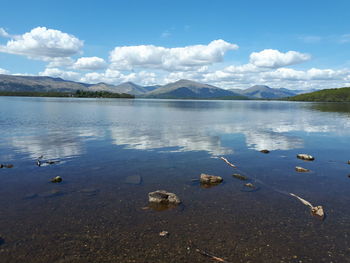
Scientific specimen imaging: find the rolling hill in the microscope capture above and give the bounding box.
[287,87,350,102]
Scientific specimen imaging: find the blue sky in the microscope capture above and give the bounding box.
[0,0,350,90]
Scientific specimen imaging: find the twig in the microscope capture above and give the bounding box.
[195,248,232,263]
[289,193,313,208]
[220,157,237,168]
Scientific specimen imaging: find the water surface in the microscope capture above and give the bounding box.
[0,97,350,262]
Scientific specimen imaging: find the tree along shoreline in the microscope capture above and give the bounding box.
[0,90,135,99]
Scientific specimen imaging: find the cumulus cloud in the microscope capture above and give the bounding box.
[73,56,107,70]
[39,68,81,81]
[81,69,158,85]
[0,27,83,60]
[109,39,238,71]
[0,67,9,74]
[250,49,311,68]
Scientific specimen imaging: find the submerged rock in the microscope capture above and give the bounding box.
[78,188,99,196]
[200,173,223,184]
[125,175,142,185]
[1,164,14,168]
[23,193,38,200]
[260,149,270,154]
[232,173,248,181]
[297,154,315,161]
[295,166,310,173]
[311,206,325,219]
[159,231,169,237]
[39,189,63,198]
[348,160,350,165]
[148,190,181,205]
[51,176,62,183]
[244,183,255,188]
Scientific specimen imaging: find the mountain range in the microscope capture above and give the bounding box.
[0,74,310,99]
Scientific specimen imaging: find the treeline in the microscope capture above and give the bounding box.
[287,87,350,102]
[74,90,134,98]
[0,90,134,99]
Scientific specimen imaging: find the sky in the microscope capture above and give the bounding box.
[0,0,350,90]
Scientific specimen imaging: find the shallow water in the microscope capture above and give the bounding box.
[0,97,350,262]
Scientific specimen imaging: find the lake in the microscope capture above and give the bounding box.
[0,97,349,263]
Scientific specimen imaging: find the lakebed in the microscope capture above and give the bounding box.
[0,97,349,262]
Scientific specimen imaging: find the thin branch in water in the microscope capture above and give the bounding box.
[220,157,237,168]
[195,248,232,263]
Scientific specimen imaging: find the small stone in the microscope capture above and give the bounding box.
[260,149,270,154]
[51,176,62,183]
[297,154,314,161]
[244,183,255,188]
[200,173,223,184]
[159,231,169,237]
[148,190,181,204]
[232,173,248,180]
[295,166,310,172]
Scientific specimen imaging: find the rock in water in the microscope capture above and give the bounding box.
[347,160,350,165]
[295,166,310,172]
[297,154,314,161]
[311,206,325,220]
[244,183,255,188]
[232,173,248,180]
[148,190,181,204]
[0,164,3,168]
[260,149,270,153]
[159,231,169,237]
[200,173,223,184]
[51,176,62,183]
[125,175,142,185]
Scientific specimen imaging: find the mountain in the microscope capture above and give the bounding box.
[144,79,245,99]
[0,74,89,92]
[287,87,350,102]
[230,85,297,99]
[0,74,149,95]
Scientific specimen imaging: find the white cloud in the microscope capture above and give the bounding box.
[47,57,74,68]
[0,27,83,60]
[39,68,81,81]
[73,56,107,70]
[0,28,10,38]
[0,67,9,74]
[109,39,238,71]
[250,49,311,68]
[81,69,158,85]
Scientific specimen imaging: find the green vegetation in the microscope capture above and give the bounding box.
[287,87,350,102]
[0,90,134,99]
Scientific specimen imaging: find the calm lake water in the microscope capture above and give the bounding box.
[0,97,350,263]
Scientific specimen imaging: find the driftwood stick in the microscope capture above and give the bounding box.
[220,157,237,168]
[290,193,313,208]
[195,248,232,263]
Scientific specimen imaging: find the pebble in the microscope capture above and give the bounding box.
[51,176,62,183]
[159,231,169,237]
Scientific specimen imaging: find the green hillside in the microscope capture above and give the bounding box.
[288,87,350,102]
